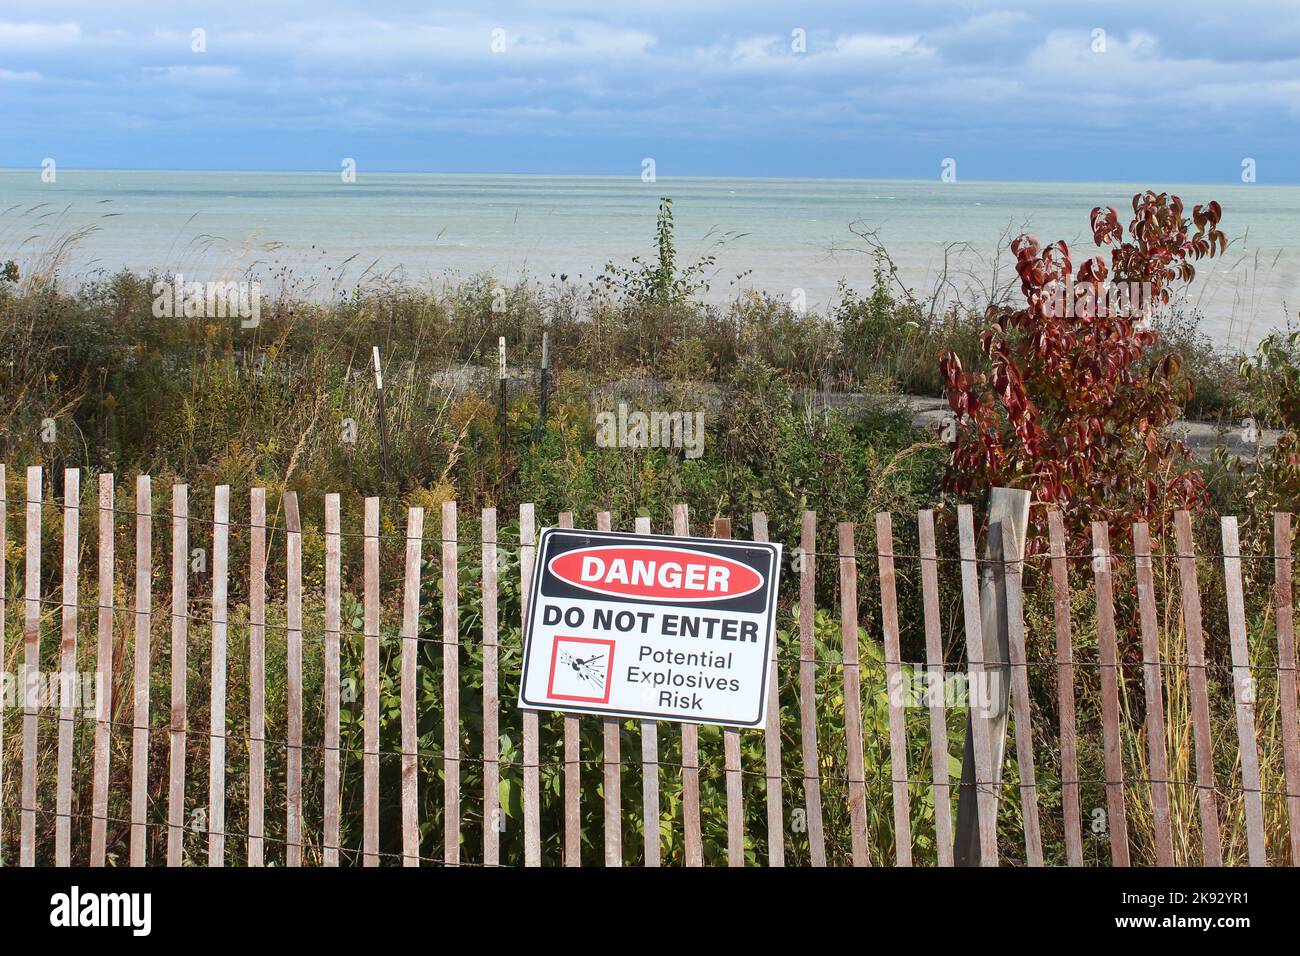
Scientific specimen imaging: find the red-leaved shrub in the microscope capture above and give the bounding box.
[939,191,1226,549]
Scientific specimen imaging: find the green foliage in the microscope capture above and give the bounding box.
[597,198,717,308]
[1233,329,1300,518]
[834,260,984,396]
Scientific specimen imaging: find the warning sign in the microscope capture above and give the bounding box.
[519,528,782,727]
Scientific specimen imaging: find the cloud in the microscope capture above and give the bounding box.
[0,20,81,49]
[0,1,1295,179]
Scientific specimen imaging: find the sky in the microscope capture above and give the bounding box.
[2,1,1298,182]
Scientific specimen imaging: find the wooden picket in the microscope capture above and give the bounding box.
[1221,517,1267,866]
[797,510,827,866]
[166,484,188,867]
[917,510,953,867]
[520,504,540,867]
[21,465,39,867]
[956,504,997,867]
[482,508,501,867]
[675,504,703,867]
[0,466,4,865]
[90,473,119,868]
[0,466,5,864]
[322,493,341,866]
[129,474,152,867]
[876,512,912,866]
[1174,510,1223,866]
[249,488,267,866]
[558,510,580,866]
[1275,513,1300,865]
[1047,511,1083,866]
[1001,520,1043,866]
[209,485,229,867]
[596,511,622,867]
[9,468,1300,869]
[838,522,869,866]
[443,501,460,866]
[54,468,78,867]
[400,506,425,867]
[753,512,784,867]
[362,497,381,866]
[285,492,304,866]
[635,514,660,867]
[714,517,744,867]
[1133,522,1175,866]
[1091,521,1130,866]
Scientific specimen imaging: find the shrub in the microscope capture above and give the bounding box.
[939,191,1226,548]
[1236,329,1300,515]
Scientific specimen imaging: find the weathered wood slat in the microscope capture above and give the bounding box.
[956,504,997,866]
[1047,511,1083,866]
[248,488,267,866]
[443,500,461,866]
[1000,520,1042,866]
[752,512,784,867]
[284,492,303,866]
[953,489,1030,867]
[21,466,41,867]
[1174,510,1223,866]
[675,503,703,866]
[1091,521,1131,866]
[557,510,581,867]
[715,517,745,867]
[635,514,660,867]
[596,511,622,867]
[917,510,953,867]
[322,493,341,866]
[1275,513,1300,866]
[166,483,188,868]
[838,522,870,866]
[1221,517,1267,865]
[0,466,5,862]
[0,467,5,863]
[89,473,116,866]
[482,508,501,867]
[55,469,79,867]
[798,511,827,866]
[208,485,230,867]
[520,504,541,866]
[363,496,381,866]
[876,512,912,866]
[129,474,152,867]
[400,506,425,866]
[1133,521,1175,866]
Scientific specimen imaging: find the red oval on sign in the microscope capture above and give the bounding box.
[548,545,763,603]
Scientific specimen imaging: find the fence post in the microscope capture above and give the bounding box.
[285,491,304,866]
[21,465,41,867]
[954,487,1030,866]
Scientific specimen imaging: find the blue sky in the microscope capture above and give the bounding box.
[2,1,1298,182]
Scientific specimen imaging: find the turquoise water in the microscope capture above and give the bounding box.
[2,169,1296,347]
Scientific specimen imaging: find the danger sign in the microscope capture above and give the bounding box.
[519,528,782,727]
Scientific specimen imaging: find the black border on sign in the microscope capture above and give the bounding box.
[518,527,782,728]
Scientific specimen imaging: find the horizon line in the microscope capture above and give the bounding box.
[0,166,1287,189]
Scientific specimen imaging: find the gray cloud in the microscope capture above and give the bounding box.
[1,1,1296,178]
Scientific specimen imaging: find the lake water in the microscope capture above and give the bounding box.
[2,169,1297,349]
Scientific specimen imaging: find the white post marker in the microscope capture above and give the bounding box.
[519,528,782,727]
